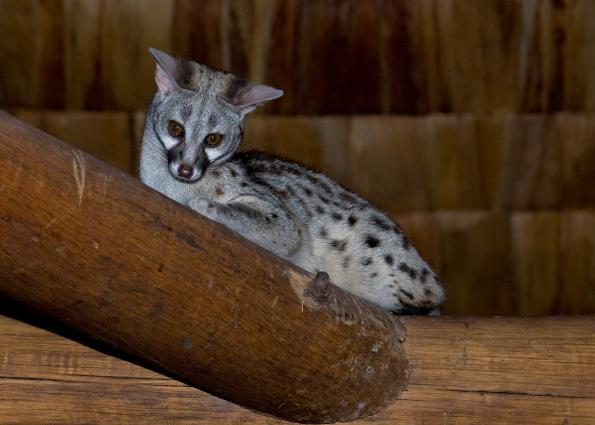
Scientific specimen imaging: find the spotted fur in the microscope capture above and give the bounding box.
[141,49,445,315]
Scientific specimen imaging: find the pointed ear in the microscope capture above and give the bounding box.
[222,80,283,116]
[149,47,184,95]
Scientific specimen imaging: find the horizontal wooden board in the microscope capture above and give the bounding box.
[1,0,595,113]
[11,109,134,173]
[1,315,595,424]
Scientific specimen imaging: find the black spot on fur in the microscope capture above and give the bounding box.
[365,235,380,248]
[318,195,329,204]
[330,239,347,251]
[307,174,333,195]
[265,216,272,223]
[300,186,313,196]
[342,256,351,269]
[401,234,411,250]
[340,192,358,205]
[400,289,414,300]
[348,215,358,226]
[398,263,417,279]
[230,168,238,177]
[370,272,378,278]
[319,227,328,238]
[362,257,373,266]
[424,288,433,296]
[420,268,430,283]
[272,213,278,219]
[331,212,343,221]
[371,216,391,231]
[315,205,325,214]
[384,255,394,265]
[240,182,248,187]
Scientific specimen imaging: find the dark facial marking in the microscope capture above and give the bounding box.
[272,213,278,219]
[384,255,394,265]
[370,272,378,278]
[211,169,221,177]
[365,235,380,248]
[240,182,248,187]
[331,212,343,221]
[316,205,325,214]
[420,268,430,283]
[398,263,417,279]
[265,216,272,223]
[180,104,193,121]
[215,186,224,197]
[230,168,238,177]
[424,288,433,296]
[348,215,358,226]
[208,114,219,128]
[362,257,373,266]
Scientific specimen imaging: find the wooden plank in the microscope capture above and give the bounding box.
[434,211,516,316]
[1,315,595,424]
[1,1,595,112]
[422,114,483,209]
[510,211,560,315]
[0,0,65,108]
[11,110,134,173]
[242,115,352,187]
[350,116,431,213]
[557,114,595,208]
[478,115,562,210]
[559,210,595,314]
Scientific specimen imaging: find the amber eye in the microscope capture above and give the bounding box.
[204,133,223,147]
[167,120,185,139]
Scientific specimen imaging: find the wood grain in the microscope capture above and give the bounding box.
[0,111,408,423]
[11,109,134,173]
[2,0,595,112]
[1,315,595,424]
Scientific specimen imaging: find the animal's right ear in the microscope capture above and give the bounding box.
[149,47,184,95]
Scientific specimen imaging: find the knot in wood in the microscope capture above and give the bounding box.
[303,271,332,305]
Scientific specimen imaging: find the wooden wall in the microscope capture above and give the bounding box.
[1,0,594,315]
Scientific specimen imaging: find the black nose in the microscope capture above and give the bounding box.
[177,164,194,179]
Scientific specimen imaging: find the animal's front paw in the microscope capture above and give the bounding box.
[188,197,220,221]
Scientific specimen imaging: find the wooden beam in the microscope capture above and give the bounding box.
[0,111,408,423]
[1,314,594,424]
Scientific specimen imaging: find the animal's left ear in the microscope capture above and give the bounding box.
[221,80,283,116]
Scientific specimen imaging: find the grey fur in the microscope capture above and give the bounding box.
[140,49,445,314]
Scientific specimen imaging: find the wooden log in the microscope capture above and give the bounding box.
[0,111,408,423]
[1,314,595,424]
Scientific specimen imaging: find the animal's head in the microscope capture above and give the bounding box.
[147,48,283,183]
